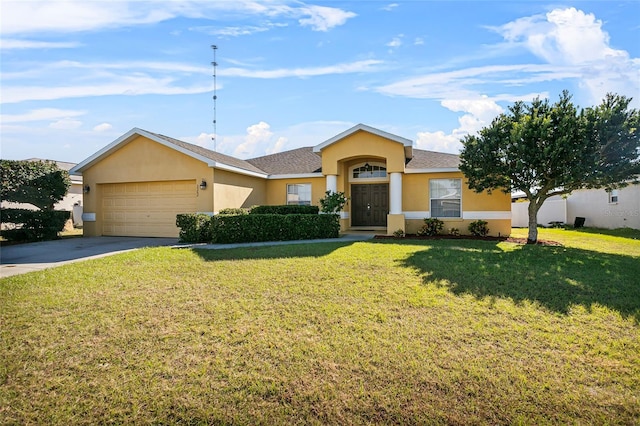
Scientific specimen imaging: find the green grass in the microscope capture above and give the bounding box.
[512,226,640,256]
[1,229,639,424]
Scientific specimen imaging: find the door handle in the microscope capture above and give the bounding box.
[367,203,371,210]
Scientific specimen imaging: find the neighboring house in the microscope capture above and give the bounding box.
[1,159,84,226]
[511,184,640,229]
[70,124,512,238]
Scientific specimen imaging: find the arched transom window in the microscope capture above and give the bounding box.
[352,163,387,179]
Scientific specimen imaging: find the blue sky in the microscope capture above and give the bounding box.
[1,1,639,163]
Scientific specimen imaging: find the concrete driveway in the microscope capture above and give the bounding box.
[0,237,180,278]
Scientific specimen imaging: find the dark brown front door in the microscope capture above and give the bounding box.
[351,184,389,227]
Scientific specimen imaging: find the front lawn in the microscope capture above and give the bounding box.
[1,229,638,424]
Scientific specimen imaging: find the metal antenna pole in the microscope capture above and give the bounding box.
[211,44,218,151]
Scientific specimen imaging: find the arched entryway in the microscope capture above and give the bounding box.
[349,162,389,227]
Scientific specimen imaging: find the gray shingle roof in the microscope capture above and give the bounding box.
[148,131,267,175]
[406,149,460,169]
[147,131,459,174]
[247,147,322,175]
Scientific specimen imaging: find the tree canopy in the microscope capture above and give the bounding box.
[459,91,639,243]
[0,159,71,211]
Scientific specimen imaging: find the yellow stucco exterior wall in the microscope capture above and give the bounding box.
[320,131,407,174]
[403,172,511,237]
[213,169,266,211]
[264,177,326,206]
[81,135,214,236]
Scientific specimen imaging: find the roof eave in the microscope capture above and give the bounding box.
[404,167,460,174]
[210,161,268,179]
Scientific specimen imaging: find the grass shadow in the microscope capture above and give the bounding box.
[400,240,640,322]
[190,240,358,262]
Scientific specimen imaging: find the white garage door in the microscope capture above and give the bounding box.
[102,180,197,237]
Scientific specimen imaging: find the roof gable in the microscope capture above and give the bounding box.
[70,128,266,178]
[313,123,413,159]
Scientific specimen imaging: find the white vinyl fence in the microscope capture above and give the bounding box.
[511,198,567,228]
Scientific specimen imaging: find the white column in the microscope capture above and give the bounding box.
[326,174,337,193]
[389,172,402,214]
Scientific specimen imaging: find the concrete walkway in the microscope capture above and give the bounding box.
[0,233,376,278]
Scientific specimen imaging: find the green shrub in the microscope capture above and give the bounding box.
[468,220,489,237]
[249,205,319,215]
[416,218,444,236]
[211,213,339,244]
[1,159,70,210]
[319,191,348,213]
[176,213,212,243]
[393,229,405,238]
[218,208,248,215]
[0,209,70,242]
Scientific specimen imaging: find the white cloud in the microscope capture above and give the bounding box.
[416,97,504,154]
[232,122,283,158]
[0,108,85,123]
[0,1,174,35]
[93,123,113,132]
[378,7,638,106]
[2,78,214,104]
[191,25,273,37]
[0,1,355,35]
[223,59,383,79]
[202,120,353,158]
[382,4,399,12]
[386,35,403,49]
[181,132,216,150]
[377,64,559,100]
[416,130,463,154]
[414,37,424,46]
[49,117,82,130]
[297,5,356,32]
[2,57,379,104]
[0,39,81,49]
[491,7,639,104]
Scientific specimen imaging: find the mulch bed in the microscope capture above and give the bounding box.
[374,234,562,246]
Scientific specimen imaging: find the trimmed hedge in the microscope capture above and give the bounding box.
[176,213,212,243]
[1,209,70,242]
[249,205,319,215]
[175,212,340,243]
[211,214,339,244]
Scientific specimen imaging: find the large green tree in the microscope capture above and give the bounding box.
[459,91,639,244]
[0,159,70,210]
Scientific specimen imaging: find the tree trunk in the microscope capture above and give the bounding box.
[527,201,539,244]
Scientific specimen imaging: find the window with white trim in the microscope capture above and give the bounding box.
[286,184,312,205]
[608,189,619,204]
[353,163,386,179]
[430,179,461,218]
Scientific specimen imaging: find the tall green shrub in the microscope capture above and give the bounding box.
[0,160,72,242]
[1,159,70,210]
[0,209,70,242]
[176,213,212,243]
